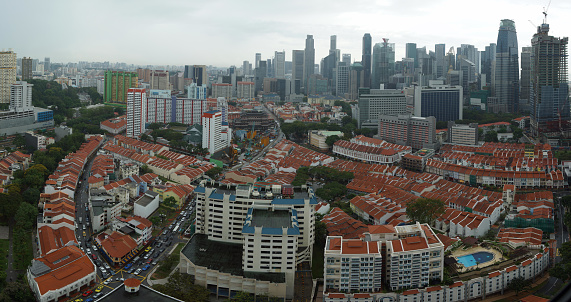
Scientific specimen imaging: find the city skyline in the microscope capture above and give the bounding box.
[2,0,570,68]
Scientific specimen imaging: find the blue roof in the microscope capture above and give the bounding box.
[242,226,255,234]
[271,198,306,205]
[222,122,229,126]
[229,195,236,201]
[194,187,206,194]
[204,110,220,114]
[287,228,301,236]
[261,228,284,235]
[209,192,224,200]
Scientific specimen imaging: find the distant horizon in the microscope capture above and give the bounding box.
[2,0,570,69]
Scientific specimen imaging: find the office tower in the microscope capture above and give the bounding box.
[362,33,372,88]
[183,65,192,79]
[406,43,418,68]
[357,88,407,128]
[126,88,147,138]
[187,82,207,100]
[412,83,463,122]
[330,35,337,51]
[21,57,33,81]
[530,23,569,137]
[304,35,315,91]
[371,40,395,89]
[192,65,208,86]
[274,51,286,78]
[348,63,365,100]
[254,61,266,94]
[342,54,351,66]
[493,19,519,113]
[10,81,33,112]
[255,53,261,69]
[104,71,138,103]
[202,110,224,154]
[481,43,497,87]
[150,70,170,90]
[458,44,479,74]
[520,47,532,111]
[0,50,17,104]
[335,63,350,97]
[292,50,304,83]
[266,59,273,78]
[242,60,251,77]
[458,57,476,97]
[44,57,50,72]
[435,44,446,78]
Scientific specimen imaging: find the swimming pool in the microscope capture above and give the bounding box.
[457,251,494,267]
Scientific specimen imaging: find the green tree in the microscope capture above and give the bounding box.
[22,187,41,205]
[152,272,209,302]
[320,117,330,123]
[163,196,178,208]
[315,181,347,202]
[231,291,254,302]
[507,276,531,296]
[140,165,153,175]
[15,202,38,231]
[484,130,499,142]
[150,216,161,226]
[325,135,340,147]
[0,281,35,302]
[405,198,446,226]
[205,167,223,179]
[12,135,25,148]
[550,263,571,281]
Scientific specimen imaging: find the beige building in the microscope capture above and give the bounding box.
[309,130,343,151]
[0,50,17,104]
[448,122,478,145]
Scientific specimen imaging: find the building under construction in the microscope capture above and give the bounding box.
[530,23,570,144]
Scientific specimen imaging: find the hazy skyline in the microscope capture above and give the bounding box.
[2,0,570,68]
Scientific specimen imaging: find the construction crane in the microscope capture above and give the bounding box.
[543,0,551,23]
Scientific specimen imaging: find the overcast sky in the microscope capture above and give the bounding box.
[2,0,570,68]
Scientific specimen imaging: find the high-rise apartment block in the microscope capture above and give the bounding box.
[149,70,170,90]
[237,81,255,99]
[0,50,17,104]
[530,23,569,137]
[22,57,33,81]
[357,88,407,129]
[10,81,33,113]
[104,71,138,103]
[493,19,519,113]
[126,88,146,138]
[378,114,438,149]
[146,90,207,125]
[187,83,207,100]
[202,110,224,155]
[212,83,232,99]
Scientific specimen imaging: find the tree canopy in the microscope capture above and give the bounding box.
[152,272,209,302]
[405,198,446,226]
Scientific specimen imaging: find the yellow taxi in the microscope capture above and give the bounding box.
[95,285,104,293]
[145,246,152,252]
[83,231,86,237]
[74,299,83,302]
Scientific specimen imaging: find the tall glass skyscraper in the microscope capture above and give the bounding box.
[493,19,519,113]
[304,35,315,92]
[406,43,418,68]
[530,23,569,137]
[371,41,395,89]
[362,33,372,88]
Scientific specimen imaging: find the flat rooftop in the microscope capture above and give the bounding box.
[182,234,285,283]
[100,284,182,301]
[251,209,291,229]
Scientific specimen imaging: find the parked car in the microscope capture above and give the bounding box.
[124,263,133,269]
[82,290,93,297]
[142,264,151,271]
[134,269,142,275]
[91,254,97,260]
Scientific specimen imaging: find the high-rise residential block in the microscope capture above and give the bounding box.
[202,110,224,155]
[362,33,372,88]
[212,83,232,99]
[274,51,286,78]
[150,70,170,90]
[304,35,315,91]
[187,83,207,100]
[237,81,255,99]
[530,23,569,137]
[10,81,33,113]
[126,88,146,138]
[0,50,17,104]
[104,71,138,103]
[493,19,519,113]
[22,57,33,81]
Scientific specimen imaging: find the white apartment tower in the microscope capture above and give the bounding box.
[187,82,207,100]
[0,50,17,104]
[202,110,224,154]
[10,81,33,112]
[126,88,147,138]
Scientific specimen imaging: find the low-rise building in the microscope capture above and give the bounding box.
[134,190,159,218]
[113,216,153,246]
[448,122,478,145]
[309,130,343,151]
[95,231,138,266]
[100,115,127,134]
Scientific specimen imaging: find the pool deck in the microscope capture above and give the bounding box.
[451,246,504,273]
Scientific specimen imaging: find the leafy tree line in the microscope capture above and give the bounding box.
[152,272,209,302]
[455,109,522,125]
[292,166,353,186]
[281,117,374,143]
[66,106,119,134]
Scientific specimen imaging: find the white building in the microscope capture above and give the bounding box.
[216,97,228,124]
[202,110,224,155]
[126,88,147,138]
[448,122,479,145]
[133,190,159,218]
[10,81,33,112]
[187,82,207,100]
[113,215,153,246]
[324,236,383,293]
[146,89,172,124]
[174,98,207,125]
[386,223,445,291]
